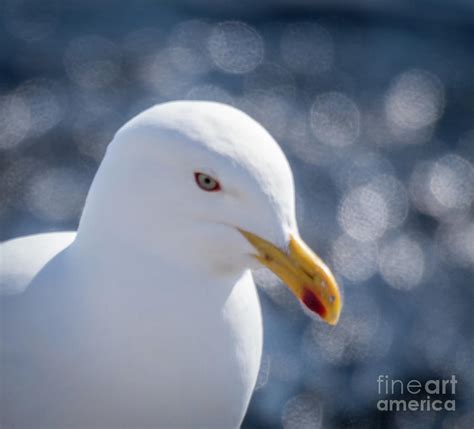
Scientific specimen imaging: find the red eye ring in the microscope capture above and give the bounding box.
[194,172,221,192]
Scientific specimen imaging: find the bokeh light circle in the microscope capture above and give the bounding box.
[379,235,425,290]
[282,393,323,429]
[437,220,474,269]
[16,79,63,137]
[429,154,474,210]
[208,21,264,74]
[367,174,409,229]
[331,234,378,282]
[310,92,360,147]
[338,186,388,242]
[385,69,444,132]
[410,154,474,218]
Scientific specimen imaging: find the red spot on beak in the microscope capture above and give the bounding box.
[302,288,326,318]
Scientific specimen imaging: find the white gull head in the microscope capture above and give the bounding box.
[78,101,296,276]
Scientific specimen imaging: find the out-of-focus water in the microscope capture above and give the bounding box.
[1,1,473,428]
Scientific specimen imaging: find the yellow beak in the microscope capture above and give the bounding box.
[239,229,341,325]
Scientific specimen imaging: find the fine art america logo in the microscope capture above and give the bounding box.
[377,375,457,412]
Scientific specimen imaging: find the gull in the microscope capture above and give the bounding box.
[0,101,341,428]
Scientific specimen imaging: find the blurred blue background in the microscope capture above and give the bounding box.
[1,1,473,428]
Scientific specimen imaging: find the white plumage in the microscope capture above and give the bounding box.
[1,101,340,428]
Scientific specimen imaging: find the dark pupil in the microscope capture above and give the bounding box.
[200,175,214,187]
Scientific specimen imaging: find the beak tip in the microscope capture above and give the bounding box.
[240,228,343,326]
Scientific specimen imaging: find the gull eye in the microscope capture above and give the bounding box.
[194,172,221,192]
